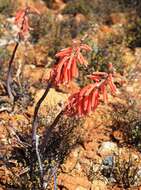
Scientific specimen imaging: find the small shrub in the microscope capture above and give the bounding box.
[62,0,94,17]
[111,152,141,188]
[125,17,141,48]
[126,121,141,152]
[111,98,141,151]
[0,0,17,16]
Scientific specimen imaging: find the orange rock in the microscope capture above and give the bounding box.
[22,65,44,84]
[75,186,87,190]
[61,147,81,173]
[75,13,87,26]
[26,45,48,67]
[110,13,127,25]
[84,150,95,160]
[111,130,124,143]
[58,174,91,190]
[52,0,66,10]
[34,88,67,115]
[91,180,107,190]
[100,25,114,34]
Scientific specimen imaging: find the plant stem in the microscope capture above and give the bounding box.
[42,109,64,153]
[31,80,52,188]
[6,42,19,102]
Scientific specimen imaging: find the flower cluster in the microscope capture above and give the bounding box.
[65,63,117,116]
[15,6,40,39]
[52,40,92,85]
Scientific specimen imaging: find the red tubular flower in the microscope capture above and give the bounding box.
[15,8,29,38]
[65,83,99,116]
[52,40,92,85]
[15,6,40,39]
[65,63,117,117]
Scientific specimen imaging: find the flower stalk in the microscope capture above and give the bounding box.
[6,42,19,102]
[31,80,52,188]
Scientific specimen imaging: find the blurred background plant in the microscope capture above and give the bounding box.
[0,0,18,16]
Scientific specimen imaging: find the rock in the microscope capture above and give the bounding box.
[84,150,95,160]
[22,65,44,84]
[22,44,50,67]
[61,146,82,173]
[100,25,114,34]
[34,88,68,115]
[75,186,87,190]
[102,156,113,167]
[75,13,87,26]
[58,174,91,190]
[110,13,128,25]
[111,130,124,143]
[91,180,107,190]
[33,45,48,66]
[0,39,9,47]
[98,142,118,157]
[51,0,66,10]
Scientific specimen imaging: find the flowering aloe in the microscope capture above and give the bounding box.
[31,39,91,187]
[52,39,92,84]
[31,38,117,189]
[65,63,117,116]
[6,6,40,102]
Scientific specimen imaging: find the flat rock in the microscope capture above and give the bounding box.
[34,88,68,116]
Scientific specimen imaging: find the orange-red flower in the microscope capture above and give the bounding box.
[52,40,92,85]
[65,83,99,116]
[15,6,40,39]
[65,63,117,117]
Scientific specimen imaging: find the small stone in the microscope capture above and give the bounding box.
[75,13,86,26]
[61,146,82,173]
[98,142,118,157]
[75,186,87,190]
[58,174,91,190]
[91,180,107,190]
[110,13,127,25]
[102,156,113,166]
[0,39,9,47]
[100,25,114,34]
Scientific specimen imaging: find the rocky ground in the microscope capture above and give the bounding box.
[0,0,141,189]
